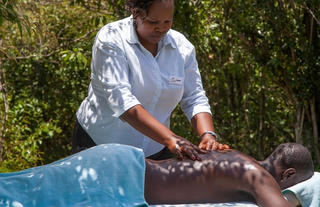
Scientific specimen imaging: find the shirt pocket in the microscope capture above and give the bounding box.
[161,75,184,107]
[168,76,184,86]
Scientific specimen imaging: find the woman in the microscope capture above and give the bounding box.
[73,0,228,160]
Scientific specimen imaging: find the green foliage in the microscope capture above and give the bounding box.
[3,98,62,170]
[0,0,319,170]
[0,0,31,35]
[170,0,319,160]
[0,1,108,169]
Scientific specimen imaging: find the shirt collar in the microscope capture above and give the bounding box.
[162,31,177,49]
[127,16,140,45]
[126,16,176,49]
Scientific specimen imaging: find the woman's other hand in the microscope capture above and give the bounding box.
[198,134,230,151]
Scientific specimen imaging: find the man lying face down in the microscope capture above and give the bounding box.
[0,143,312,207]
[260,143,316,207]
[260,143,314,190]
[145,143,314,207]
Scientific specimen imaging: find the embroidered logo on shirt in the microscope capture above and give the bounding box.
[169,76,184,86]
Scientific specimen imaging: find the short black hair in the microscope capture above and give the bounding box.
[126,0,174,18]
[125,0,156,18]
[271,143,314,174]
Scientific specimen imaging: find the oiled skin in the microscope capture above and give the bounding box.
[144,149,292,207]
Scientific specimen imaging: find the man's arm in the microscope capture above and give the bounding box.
[283,191,302,207]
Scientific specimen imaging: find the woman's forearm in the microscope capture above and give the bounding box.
[191,112,215,136]
[120,104,205,160]
[120,104,175,147]
[191,112,229,150]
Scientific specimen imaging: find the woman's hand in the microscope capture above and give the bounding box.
[121,105,207,161]
[190,113,229,151]
[198,134,230,150]
[167,135,207,161]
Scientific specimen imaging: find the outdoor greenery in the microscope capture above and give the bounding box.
[0,0,319,172]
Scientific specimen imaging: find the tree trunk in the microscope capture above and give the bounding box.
[243,67,249,130]
[0,40,9,162]
[258,69,266,159]
[294,104,305,144]
[310,97,320,165]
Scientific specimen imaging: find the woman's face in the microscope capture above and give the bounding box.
[135,0,174,47]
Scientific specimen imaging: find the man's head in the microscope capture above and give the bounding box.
[260,143,314,190]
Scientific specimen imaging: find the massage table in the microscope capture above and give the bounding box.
[2,144,315,207]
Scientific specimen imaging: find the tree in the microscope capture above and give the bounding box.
[0,0,106,170]
[0,0,319,171]
[0,0,31,163]
[225,0,320,163]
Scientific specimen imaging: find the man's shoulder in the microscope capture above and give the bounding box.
[204,149,253,162]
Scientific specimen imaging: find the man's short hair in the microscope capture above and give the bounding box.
[271,143,314,174]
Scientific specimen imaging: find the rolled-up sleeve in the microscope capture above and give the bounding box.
[91,37,140,117]
[180,47,212,121]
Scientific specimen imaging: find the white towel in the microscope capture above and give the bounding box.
[282,172,320,207]
[0,144,148,207]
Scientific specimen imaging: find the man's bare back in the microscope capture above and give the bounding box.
[145,149,291,207]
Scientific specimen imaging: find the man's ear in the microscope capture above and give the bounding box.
[281,168,296,181]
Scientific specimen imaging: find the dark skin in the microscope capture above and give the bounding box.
[121,0,229,161]
[259,143,315,207]
[144,149,293,207]
[260,150,314,190]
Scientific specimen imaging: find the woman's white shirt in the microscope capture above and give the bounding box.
[76,17,211,156]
